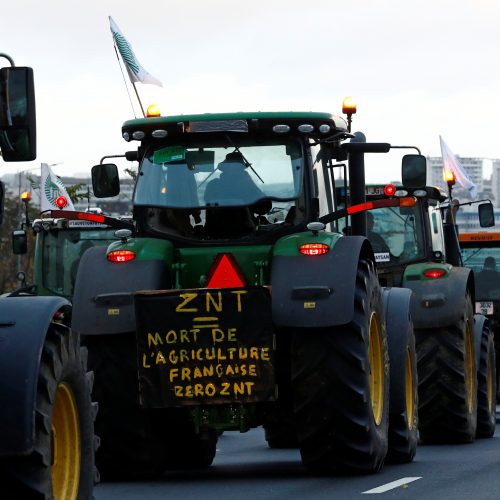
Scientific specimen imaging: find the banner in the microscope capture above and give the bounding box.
[109,16,163,87]
[439,136,477,200]
[40,163,75,212]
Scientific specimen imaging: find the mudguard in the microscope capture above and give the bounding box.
[404,266,473,329]
[72,246,171,336]
[271,236,373,327]
[0,295,71,455]
[382,287,413,414]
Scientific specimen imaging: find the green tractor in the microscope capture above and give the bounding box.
[0,55,97,498]
[12,209,132,300]
[341,178,497,442]
[72,107,421,477]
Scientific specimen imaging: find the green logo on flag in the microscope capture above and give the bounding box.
[113,32,140,76]
[44,175,64,205]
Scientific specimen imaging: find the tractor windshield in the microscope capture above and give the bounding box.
[134,140,306,240]
[134,142,302,209]
[366,205,426,265]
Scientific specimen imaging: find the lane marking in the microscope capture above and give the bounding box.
[362,477,422,494]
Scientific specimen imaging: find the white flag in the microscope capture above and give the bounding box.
[109,16,163,87]
[40,163,75,212]
[439,136,477,200]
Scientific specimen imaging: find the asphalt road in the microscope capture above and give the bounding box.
[94,417,500,500]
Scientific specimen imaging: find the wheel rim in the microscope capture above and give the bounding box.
[52,382,81,499]
[405,348,415,430]
[465,319,474,413]
[368,312,384,426]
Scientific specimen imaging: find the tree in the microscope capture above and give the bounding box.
[0,194,37,293]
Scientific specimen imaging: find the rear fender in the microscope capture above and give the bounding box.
[0,296,71,455]
[72,246,171,336]
[382,287,413,415]
[271,235,373,327]
[403,265,473,329]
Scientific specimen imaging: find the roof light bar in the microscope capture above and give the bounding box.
[272,124,290,134]
[132,131,145,140]
[298,124,314,133]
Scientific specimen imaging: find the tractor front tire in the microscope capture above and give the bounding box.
[85,333,167,480]
[291,259,389,474]
[163,412,218,469]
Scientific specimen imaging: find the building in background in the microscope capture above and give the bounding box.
[427,156,488,202]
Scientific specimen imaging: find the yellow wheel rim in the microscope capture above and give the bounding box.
[368,312,384,426]
[465,319,474,413]
[405,348,415,430]
[51,382,81,500]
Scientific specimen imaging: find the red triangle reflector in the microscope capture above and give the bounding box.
[207,253,247,289]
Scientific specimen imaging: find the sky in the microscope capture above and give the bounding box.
[2,0,500,185]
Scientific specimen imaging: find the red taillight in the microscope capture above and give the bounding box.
[56,196,68,208]
[384,184,396,197]
[299,243,329,256]
[78,212,105,223]
[423,268,446,279]
[107,250,136,263]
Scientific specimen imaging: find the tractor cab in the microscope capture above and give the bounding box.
[92,112,354,245]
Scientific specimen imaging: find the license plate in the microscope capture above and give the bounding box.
[135,287,275,407]
[476,301,494,315]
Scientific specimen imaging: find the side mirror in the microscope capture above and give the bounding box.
[0,66,36,161]
[402,154,427,189]
[341,142,391,154]
[91,163,120,198]
[12,229,27,255]
[479,202,495,228]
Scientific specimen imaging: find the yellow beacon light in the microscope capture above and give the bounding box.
[342,96,357,132]
[21,191,31,202]
[146,104,161,117]
[443,169,455,184]
[342,96,357,115]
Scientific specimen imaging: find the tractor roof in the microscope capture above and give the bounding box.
[122,111,348,143]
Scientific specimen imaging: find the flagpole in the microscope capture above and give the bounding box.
[132,82,146,118]
[113,44,138,118]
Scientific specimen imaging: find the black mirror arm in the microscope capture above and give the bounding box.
[438,198,493,210]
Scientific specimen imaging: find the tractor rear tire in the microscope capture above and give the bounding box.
[84,333,167,480]
[416,293,477,443]
[0,323,97,499]
[386,317,418,463]
[476,325,496,438]
[291,259,389,474]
